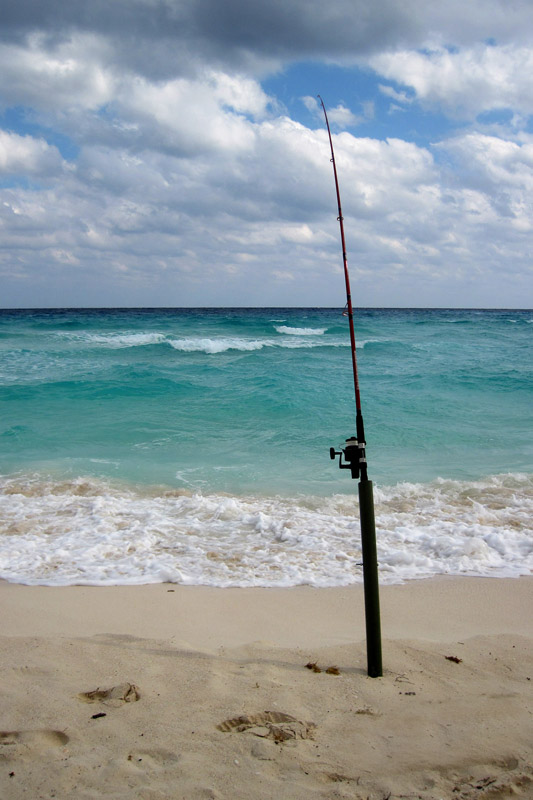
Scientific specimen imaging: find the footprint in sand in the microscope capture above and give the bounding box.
[217,711,316,743]
[0,730,69,760]
[77,682,140,707]
[450,758,533,798]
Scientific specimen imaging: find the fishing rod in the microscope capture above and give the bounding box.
[318,95,382,678]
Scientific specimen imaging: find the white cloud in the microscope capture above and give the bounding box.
[0,31,271,157]
[378,84,412,105]
[442,133,533,187]
[0,131,64,176]
[4,0,533,73]
[369,44,533,119]
[1,2,533,307]
[0,115,442,302]
[325,104,361,129]
[115,73,266,155]
[2,101,532,307]
[0,33,116,111]
[302,96,365,128]
[207,71,271,117]
[302,95,320,114]
[437,132,533,230]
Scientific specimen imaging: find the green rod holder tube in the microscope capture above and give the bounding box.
[358,479,383,678]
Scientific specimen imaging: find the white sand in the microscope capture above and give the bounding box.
[1,577,532,799]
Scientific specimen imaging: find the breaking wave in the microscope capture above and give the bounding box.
[274,326,326,335]
[52,331,346,353]
[0,472,531,587]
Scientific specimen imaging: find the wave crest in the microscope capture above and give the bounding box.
[168,337,264,354]
[275,326,326,335]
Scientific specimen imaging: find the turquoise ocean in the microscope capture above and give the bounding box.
[0,307,532,586]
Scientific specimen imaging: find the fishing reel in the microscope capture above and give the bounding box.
[330,436,366,480]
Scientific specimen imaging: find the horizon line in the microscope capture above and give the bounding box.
[2,306,533,312]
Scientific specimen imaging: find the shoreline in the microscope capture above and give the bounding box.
[1,576,532,799]
[1,574,532,647]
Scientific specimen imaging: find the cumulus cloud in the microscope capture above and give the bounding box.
[0,130,64,176]
[0,33,116,112]
[327,105,360,128]
[0,111,494,306]
[370,44,533,120]
[3,0,533,77]
[115,74,261,156]
[1,0,533,307]
[437,132,533,228]
[0,0,428,73]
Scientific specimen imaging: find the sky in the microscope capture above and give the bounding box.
[1,0,533,308]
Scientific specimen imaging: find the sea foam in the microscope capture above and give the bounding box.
[0,472,531,587]
[275,326,326,335]
[168,337,265,353]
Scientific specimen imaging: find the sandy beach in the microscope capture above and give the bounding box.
[1,577,532,799]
